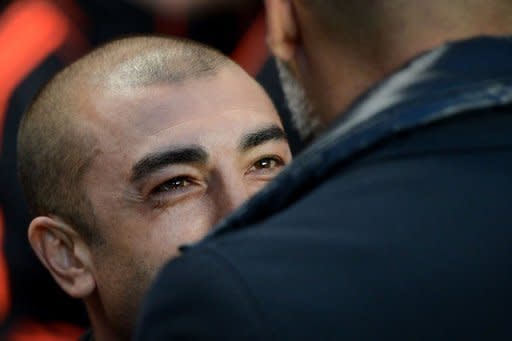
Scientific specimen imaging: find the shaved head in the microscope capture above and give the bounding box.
[18,36,231,244]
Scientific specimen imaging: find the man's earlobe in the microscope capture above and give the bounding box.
[265,0,300,61]
[28,216,95,299]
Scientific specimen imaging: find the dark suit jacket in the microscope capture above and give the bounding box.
[135,37,512,340]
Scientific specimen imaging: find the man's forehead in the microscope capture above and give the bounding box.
[89,68,277,137]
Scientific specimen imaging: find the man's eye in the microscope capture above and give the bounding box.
[255,158,278,169]
[249,157,284,173]
[153,177,192,194]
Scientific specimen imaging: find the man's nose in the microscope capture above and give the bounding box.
[209,174,251,226]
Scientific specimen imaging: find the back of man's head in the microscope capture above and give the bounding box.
[266,0,512,136]
[303,0,512,34]
[17,36,229,245]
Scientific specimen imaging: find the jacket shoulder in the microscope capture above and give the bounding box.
[135,246,270,341]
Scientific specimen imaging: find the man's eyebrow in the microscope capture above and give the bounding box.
[130,146,208,183]
[239,125,287,152]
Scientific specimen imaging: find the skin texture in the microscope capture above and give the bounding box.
[26,55,291,340]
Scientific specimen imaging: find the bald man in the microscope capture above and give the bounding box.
[17,36,291,340]
[137,1,512,340]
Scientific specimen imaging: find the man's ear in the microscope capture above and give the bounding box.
[28,216,95,299]
[265,0,300,62]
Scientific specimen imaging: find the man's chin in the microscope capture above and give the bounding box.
[275,59,319,143]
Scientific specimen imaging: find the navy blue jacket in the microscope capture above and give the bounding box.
[135,37,512,340]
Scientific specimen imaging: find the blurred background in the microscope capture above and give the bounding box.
[0,0,302,339]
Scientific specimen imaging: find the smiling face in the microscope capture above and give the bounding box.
[81,66,291,336]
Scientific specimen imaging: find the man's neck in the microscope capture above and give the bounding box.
[85,299,123,341]
[301,4,512,127]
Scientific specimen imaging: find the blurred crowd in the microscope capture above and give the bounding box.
[0,0,300,339]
